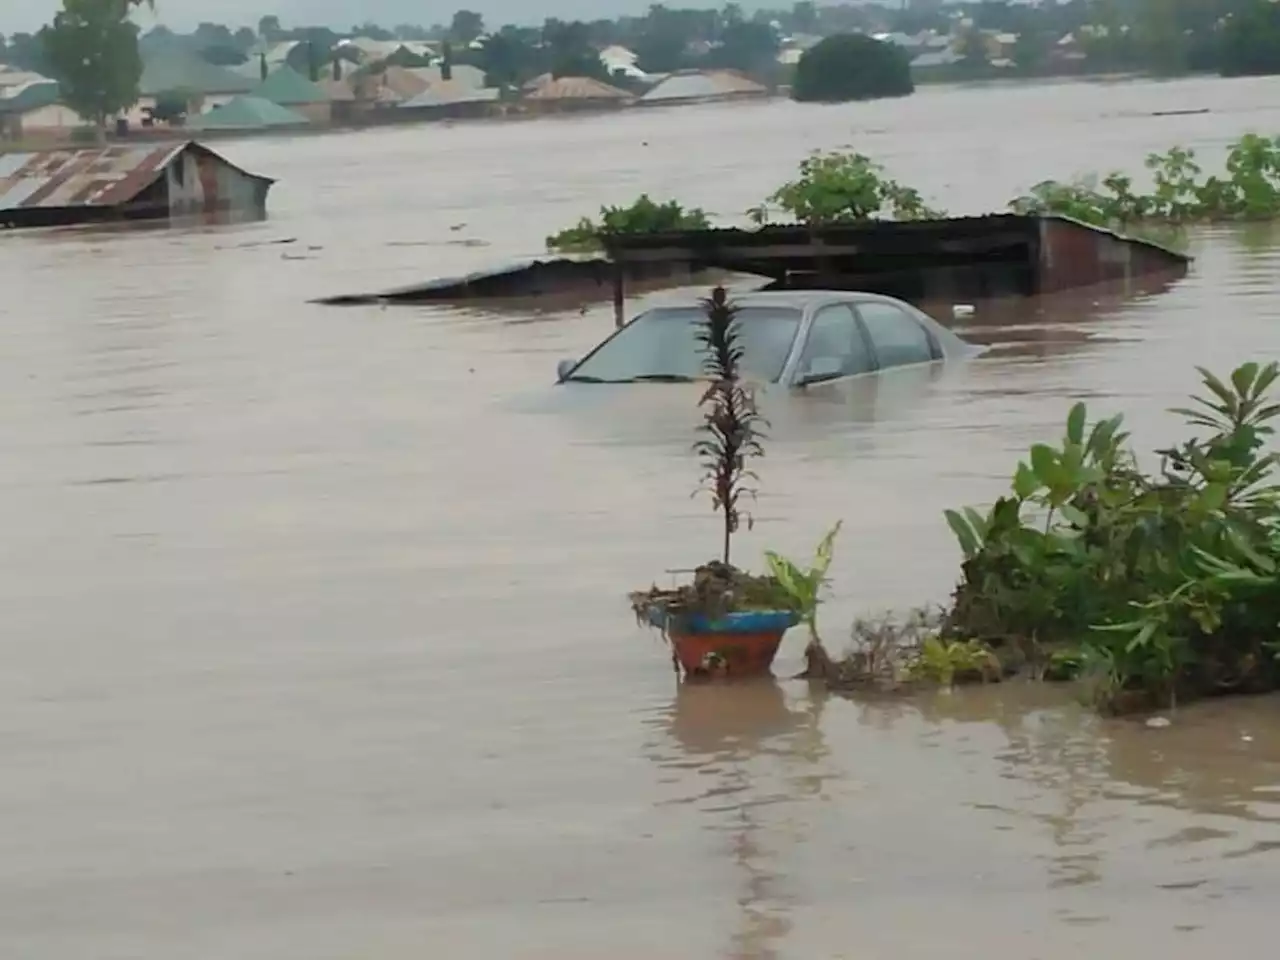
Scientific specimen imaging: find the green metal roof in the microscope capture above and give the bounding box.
[250,66,329,105]
[140,51,256,97]
[186,95,310,130]
[0,82,60,115]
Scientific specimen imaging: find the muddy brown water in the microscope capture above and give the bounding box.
[2,76,1280,959]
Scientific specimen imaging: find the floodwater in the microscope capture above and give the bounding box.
[2,75,1280,959]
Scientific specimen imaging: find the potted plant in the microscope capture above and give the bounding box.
[629,287,802,679]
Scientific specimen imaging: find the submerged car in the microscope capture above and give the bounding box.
[555,291,979,387]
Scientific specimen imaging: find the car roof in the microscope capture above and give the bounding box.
[648,290,906,311]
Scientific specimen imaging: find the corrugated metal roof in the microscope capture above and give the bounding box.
[525,76,630,101]
[139,52,256,97]
[0,81,60,115]
[187,96,310,130]
[400,81,499,108]
[639,70,766,103]
[406,65,487,89]
[0,143,185,211]
[251,66,329,105]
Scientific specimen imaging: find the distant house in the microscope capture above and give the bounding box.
[0,82,82,138]
[233,39,300,78]
[186,96,311,132]
[637,70,769,107]
[132,50,256,125]
[408,64,487,89]
[0,67,54,96]
[337,37,437,65]
[911,49,962,70]
[351,65,432,106]
[250,67,333,123]
[398,80,501,119]
[598,45,650,81]
[523,76,632,112]
[0,141,274,230]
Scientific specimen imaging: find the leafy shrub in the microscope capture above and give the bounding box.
[545,194,710,252]
[1009,134,1280,227]
[943,362,1280,713]
[750,150,944,225]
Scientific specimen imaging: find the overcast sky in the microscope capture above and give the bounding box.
[5,1,737,35]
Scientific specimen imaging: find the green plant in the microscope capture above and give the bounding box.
[628,288,782,628]
[751,150,944,226]
[908,637,1000,687]
[1008,134,1280,228]
[764,520,842,644]
[942,361,1280,713]
[545,194,710,253]
[694,287,767,567]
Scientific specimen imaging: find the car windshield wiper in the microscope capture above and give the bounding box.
[564,373,695,383]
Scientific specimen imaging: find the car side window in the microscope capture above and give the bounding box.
[855,302,937,369]
[796,304,875,383]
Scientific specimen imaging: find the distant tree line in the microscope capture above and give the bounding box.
[9,0,1280,133]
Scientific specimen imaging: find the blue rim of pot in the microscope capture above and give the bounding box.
[644,603,800,634]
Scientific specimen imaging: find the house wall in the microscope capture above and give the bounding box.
[163,149,269,219]
[16,103,86,131]
[1036,217,1186,294]
[289,102,331,124]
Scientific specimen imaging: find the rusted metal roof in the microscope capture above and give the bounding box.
[0,142,185,211]
[525,76,631,101]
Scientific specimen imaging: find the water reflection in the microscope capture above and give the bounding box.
[648,680,835,960]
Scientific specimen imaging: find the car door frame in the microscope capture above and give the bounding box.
[785,300,881,387]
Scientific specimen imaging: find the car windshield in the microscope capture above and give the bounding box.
[566,306,803,383]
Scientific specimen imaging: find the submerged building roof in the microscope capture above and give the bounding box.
[407,64,487,89]
[0,81,61,115]
[187,96,310,130]
[250,66,330,105]
[399,81,500,108]
[639,69,767,103]
[0,143,187,211]
[0,141,271,214]
[140,51,257,97]
[525,76,631,101]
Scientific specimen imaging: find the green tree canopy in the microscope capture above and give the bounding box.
[1220,0,1280,77]
[40,0,143,127]
[450,9,485,45]
[791,34,913,103]
[705,20,780,74]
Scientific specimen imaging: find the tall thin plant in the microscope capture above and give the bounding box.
[693,287,768,567]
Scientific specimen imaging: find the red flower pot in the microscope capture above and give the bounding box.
[644,607,800,678]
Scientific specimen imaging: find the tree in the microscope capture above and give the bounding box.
[150,87,193,123]
[200,44,246,66]
[791,34,913,103]
[258,15,281,40]
[450,9,485,45]
[705,21,779,73]
[1219,0,1280,77]
[474,26,544,88]
[1012,29,1051,72]
[3,32,49,72]
[40,0,143,129]
[790,1,819,34]
[543,19,608,80]
[957,27,990,69]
